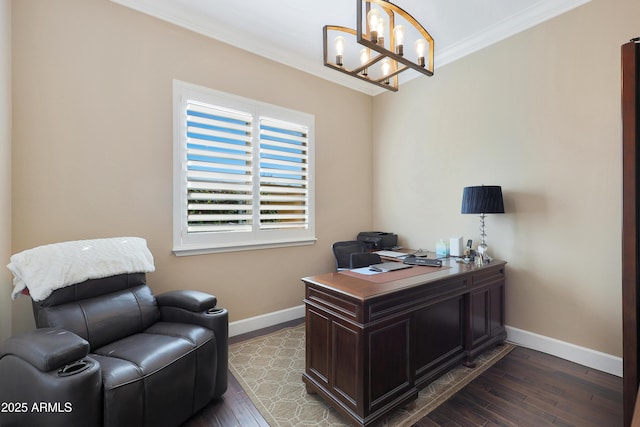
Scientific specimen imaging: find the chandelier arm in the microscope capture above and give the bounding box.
[352,53,387,75]
[372,64,407,83]
[368,0,434,43]
[323,25,399,91]
[323,61,399,92]
[357,38,433,77]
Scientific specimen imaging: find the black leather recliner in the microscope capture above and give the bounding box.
[0,273,228,427]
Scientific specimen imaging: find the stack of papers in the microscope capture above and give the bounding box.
[351,262,413,275]
[374,250,409,259]
[369,262,412,272]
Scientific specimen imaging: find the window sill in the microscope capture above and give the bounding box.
[173,237,317,256]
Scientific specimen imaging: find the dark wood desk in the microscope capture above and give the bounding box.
[301,259,506,426]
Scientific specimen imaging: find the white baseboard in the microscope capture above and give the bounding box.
[229,304,305,337]
[229,308,623,377]
[506,325,622,377]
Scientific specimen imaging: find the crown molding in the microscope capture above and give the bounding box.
[110,0,381,95]
[434,0,592,68]
[110,0,591,96]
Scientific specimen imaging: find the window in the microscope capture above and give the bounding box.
[173,80,315,255]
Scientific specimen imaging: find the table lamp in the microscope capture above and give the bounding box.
[461,185,505,260]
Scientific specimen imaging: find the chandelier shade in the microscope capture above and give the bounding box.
[323,0,434,92]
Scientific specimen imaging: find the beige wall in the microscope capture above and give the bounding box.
[372,0,638,357]
[9,0,636,359]
[10,0,373,333]
[0,0,11,341]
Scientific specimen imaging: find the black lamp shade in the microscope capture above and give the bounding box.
[461,186,505,214]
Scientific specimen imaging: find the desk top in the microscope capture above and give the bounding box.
[302,259,506,301]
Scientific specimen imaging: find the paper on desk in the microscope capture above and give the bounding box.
[350,267,381,275]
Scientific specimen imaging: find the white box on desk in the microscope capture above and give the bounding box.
[450,237,463,256]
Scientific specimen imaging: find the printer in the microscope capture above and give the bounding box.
[357,232,398,250]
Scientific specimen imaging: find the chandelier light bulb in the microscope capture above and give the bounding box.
[334,36,345,66]
[381,58,390,75]
[376,17,385,46]
[367,9,381,44]
[359,48,370,76]
[393,25,405,55]
[381,58,391,84]
[415,38,427,67]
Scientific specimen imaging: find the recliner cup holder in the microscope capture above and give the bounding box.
[206,308,224,315]
[57,359,93,377]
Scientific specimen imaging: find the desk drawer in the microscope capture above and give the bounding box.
[305,286,360,321]
[471,265,505,288]
[368,277,468,321]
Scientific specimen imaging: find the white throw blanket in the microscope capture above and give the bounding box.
[8,237,155,302]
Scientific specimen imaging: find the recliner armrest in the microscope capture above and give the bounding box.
[156,294,229,400]
[156,290,217,312]
[0,328,89,371]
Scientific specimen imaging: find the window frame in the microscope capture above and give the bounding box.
[173,80,316,256]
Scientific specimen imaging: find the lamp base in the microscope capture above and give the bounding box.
[478,243,487,256]
[477,243,493,264]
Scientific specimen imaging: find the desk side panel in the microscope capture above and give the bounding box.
[414,295,465,387]
[368,317,412,410]
[333,323,360,408]
[306,308,330,385]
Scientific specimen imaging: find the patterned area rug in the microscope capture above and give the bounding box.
[229,323,514,427]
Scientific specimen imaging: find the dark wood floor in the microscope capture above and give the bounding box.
[184,319,623,427]
[417,346,622,427]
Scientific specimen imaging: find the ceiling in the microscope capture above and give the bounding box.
[110,0,590,96]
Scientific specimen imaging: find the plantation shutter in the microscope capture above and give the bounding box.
[259,118,310,230]
[185,101,254,233]
[174,80,315,255]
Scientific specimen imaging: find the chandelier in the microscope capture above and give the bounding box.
[323,0,434,92]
